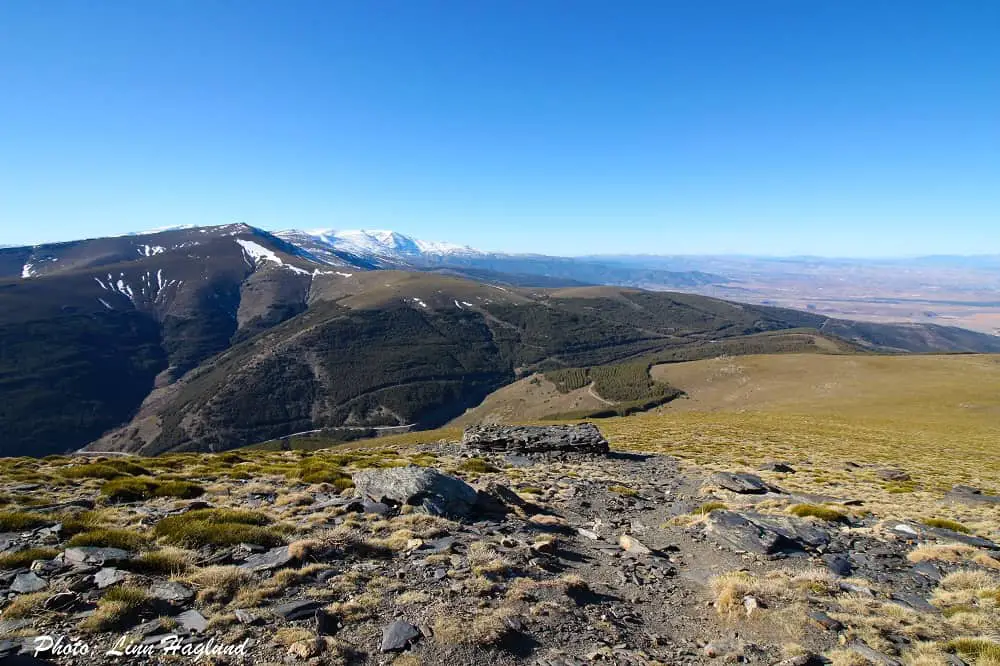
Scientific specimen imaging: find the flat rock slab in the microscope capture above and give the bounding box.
[462,423,609,455]
[239,545,294,572]
[710,472,778,494]
[272,599,324,621]
[888,522,996,549]
[94,567,127,589]
[11,572,48,594]
[63,547,131,566]
[380,620,421,652]
[353,467,479,518]
[150,581,195,604]
[945,485,1000,506]
[175,609,208,633]
[705,510,830,557]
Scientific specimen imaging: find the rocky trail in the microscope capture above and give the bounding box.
[1,425,999,665]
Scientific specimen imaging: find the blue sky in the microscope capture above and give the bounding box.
[1,1,997,256]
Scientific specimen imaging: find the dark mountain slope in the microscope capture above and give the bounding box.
[89,274,1000,456]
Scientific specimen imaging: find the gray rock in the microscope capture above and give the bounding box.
[380,620,421,652]
[362,499,391,515]
[239,545,293,572]
[272,599,323,621]
[710,472,776,494]
[876,468,910,482]
[63,547,130,565]
[419,536,456,554]
[353,467,479,518]
[944,485,1000,506]
[315,609,340,635]
[11,572,47,593]
[808,610,843,631]
[149,581,195,604]
[176,609,208,633]
[44,592,79,611]
[93,567,126,589]
[823,554,853,576]
[849,642,902,666]
[890,592,938,614]
[462,423,609,455]
[759,462,796,473]
[475,481,527,515]
[888,521,996,549]
[234,609,262,625]
[705,511,829,556]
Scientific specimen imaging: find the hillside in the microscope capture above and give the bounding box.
[4,224,1000,457]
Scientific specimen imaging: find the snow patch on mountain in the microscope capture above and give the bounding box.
[278,228,483,262]
[236,239,310,275]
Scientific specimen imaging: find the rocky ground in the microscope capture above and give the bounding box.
[1,425,999,665]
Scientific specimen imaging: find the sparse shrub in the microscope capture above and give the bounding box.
[67,528,150,551]
[608,485,638,496]
[186,565,253,605]
[693,501,727,515]
[789,503,847,522]
[458,458,499,474]
[0,547,60,570]
[153,481,205,499]
[946,638,1000,664]
[154,508,283,547]
[0,511,49,531]
[923,517,970,534]
[100,477,159,502]
[123,548,193,576]
[59,464,126,480]
[80,586,153,632]
[1,591,49,618]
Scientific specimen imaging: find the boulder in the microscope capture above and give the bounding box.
[353,467,479,518]
[759,462,796,473]
[887,521,996,549]
[380,620,421,652]
[710,472,777,494]
[461,423,609,455]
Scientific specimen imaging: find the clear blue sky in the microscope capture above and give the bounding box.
[1,1,997,256]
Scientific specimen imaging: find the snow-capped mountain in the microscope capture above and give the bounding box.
[276,228,483,265]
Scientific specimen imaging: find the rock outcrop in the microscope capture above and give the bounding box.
[462,423,609,455]
[352,466,479,518]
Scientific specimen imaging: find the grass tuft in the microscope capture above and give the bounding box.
[788,503,847,522]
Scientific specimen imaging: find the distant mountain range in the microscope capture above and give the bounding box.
[2,223,999,458]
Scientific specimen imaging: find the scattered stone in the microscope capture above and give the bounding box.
[710,472,776,494]
[944,485,1000,506]
[234,609,262,625]
[380,620,421,652]
[619,534,652,555]
[876,468,911,482]
[578,528,600,540]
[93,567,126,589]
[272,599,324,621]
[43,592,79,611]
[759,462,796,473]
[476,481,527,514]
[743,595,764,616]
[849,642,903,666]
[807,610,843,632]
[705,510,828,556]
[63,547,130,566]
[888,521,997,549]
[890,592,938,614]
[175,609,208,633]
[353,467,479,518]
[149,581,195,604]
[239,545,293,572]
[315,609,340,635]
[11,572,48,594]
[823,554,853,576]
[289,638,326,659]
[461,423,609,455]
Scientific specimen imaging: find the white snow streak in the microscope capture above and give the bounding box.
[97,298,113,310]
